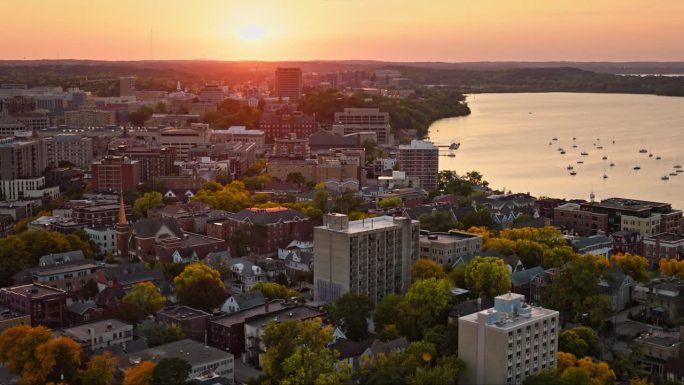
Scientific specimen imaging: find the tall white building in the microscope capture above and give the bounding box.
[397,140,439,191]
[458,293,559,385]
[313,213,419,303]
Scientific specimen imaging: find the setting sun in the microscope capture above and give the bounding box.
[237,25,267,41]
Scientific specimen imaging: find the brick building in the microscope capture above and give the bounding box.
[643,233,684,267]
[0,283,67,328]
[206,207,314,258]
[553,202,609,236]
[91,155,141,193]
[259,106,317,143]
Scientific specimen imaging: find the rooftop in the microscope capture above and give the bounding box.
[420,231,481,244]
[584,197,673,212]
[318,214,417,234]
[158,306,210,320]
[124,339,232,368]
[459,293,558,330]
[1,283,66,298]
[646,233,684,242]
[245,305,324,328]
[63,319,131,342]
[210,301,290,327]
[398,140,437,150]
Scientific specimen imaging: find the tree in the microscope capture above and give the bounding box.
[34,336,82,385]
[464,256,511,298]
[251,282,298,300]
[329,293,374,341]
[411,259,446,281]
[447,264,466,287]
[398,278,452,340]
[229,224,266,256]
[80,352,118,385]
[379,197,403,209]
[174,263,226,312]
[559,327,599,358]
[285,172,306,185]
[0,326,82,385]
[408,355,465,385]
[192,181,253,211]
[312,189,329,212]
[611,253,649,282]
[331,191,364,214]
[152,357,191,385]
[418,211,462,232]
[462,209,492,229]
[423,323,459,357]
[545,255,609,323]
[134,322,184,348]
[123,361,156,385]
[543,246,579,269]
[261,318,347,384]
[123,282,166,315]
[373,293,403,332]
[129,106,154,126]
[659,258,684,278]
[133,192,164,219]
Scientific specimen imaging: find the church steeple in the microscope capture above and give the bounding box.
[118,194,127,225]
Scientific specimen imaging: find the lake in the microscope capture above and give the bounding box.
[428,93,684,209]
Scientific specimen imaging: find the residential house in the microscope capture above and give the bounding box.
[598,268,634,312]
[611,230,643,256]
[634,329,684,376]
[331,338,375,373]
[67,300,102,325]
[221,291,266,314]
[95,263,165,292]
[359,337,409,362]
[278,240,314,272]
[634,280,684,323]
[570,234,613,258]
[510,266,551,305]
[227,258,267,293]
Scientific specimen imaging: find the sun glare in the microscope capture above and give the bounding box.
[237,25,267,41]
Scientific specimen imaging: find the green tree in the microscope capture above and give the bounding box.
[123,282,166,315]
[329,293,374,341]
[230,224,267,256]
[423,322,459,358]
[559,326,599,358]
[462,209,492,229]
[545,255,609,324]
[261,318,347,384]
[379,197,403,209]
[151,357,191,385]
[129,106,154,126]
[331,191,364,214]
[312,189,329,212]
[79,352,119,385]
[411,259,446,281]
[373,293,403,332]
[133,192,164,219]
[285,172,306,185]
[398,278,452,340]
[543,246,579,268]
[134,322,184,348]
[173,263,226,312]
[418,211,462,232]
[251,282,298,300]
[464,256,511,298]
[192,181,253,211]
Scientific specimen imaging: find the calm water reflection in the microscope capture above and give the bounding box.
[429,93,684,208]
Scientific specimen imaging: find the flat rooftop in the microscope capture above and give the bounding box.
[244,306,324,328]
[124,339,232,368]
[210,301,290,327]
[318,215,417,234]
[460,306,558,331]
[158,306,210,320]
[647,233,684,242]
[63,319,131,341]
[420,231,480,243]
[32,262,98,277]
[1,283,66,298]
[584,197,672,212]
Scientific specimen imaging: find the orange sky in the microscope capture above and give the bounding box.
[1,0,683,61]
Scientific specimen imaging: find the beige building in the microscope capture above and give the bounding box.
[45,134,93,169]
[64,110,115,128]
[419,231,483,265]
[313,214,419,303]
[160,127,209,160]
[332,108,392,145]
[211,126,265,155]
[397,140,439,191]
[622,214,662,237]
[459,293,559,385]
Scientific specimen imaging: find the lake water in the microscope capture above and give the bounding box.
[428,93,684,209]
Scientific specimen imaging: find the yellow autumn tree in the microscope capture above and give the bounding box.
[660,258,684,279]
[123,361,156,385]
[611,253,650,282]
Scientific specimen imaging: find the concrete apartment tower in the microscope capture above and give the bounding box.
[458,293,559,385]
[397,140,439,191]
[119,76,136,97]
[275,68,302,102]
[313,213,419,303]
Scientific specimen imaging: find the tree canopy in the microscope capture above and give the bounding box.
[133,192,164,219]
[122,281,166,315]
[329,293,374,341]
[411,259,446,281]
[418,211,462,232]
[464,256,511,299]
[173,263,226,312]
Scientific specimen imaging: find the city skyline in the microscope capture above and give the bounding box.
[1,0,684,62]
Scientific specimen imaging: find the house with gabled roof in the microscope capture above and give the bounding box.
[510,266,550,304]
[221,291,266,314]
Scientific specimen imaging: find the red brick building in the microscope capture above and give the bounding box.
[206,207,314,258]
[643,233,684,267]
[0,283,67,328]
[259,106,317,143]
[91,155,141,193]
[553,202,609,236]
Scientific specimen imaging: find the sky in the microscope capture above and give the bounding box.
[1,0,683,62]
